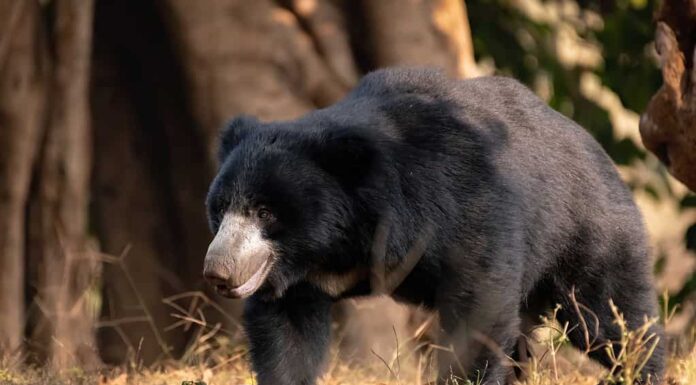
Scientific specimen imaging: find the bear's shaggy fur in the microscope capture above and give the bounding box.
[204,68,664,385]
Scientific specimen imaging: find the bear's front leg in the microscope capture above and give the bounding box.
[243,283,333,385]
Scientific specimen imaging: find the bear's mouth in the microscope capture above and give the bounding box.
[215,258,273,299]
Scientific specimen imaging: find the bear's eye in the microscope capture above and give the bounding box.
[257,206,272,221]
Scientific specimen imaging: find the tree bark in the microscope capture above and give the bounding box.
[0,0,47,355]
[91,0,206,364]
[281,0,360,87]
[358,0,477,77]
[639,0,696,191]
[25,0,99,367]
[160,0,350,164]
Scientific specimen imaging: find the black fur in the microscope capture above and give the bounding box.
[206,68,664,385]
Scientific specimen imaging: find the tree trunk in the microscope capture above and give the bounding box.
[358,0,477,77]
[0,0,47,355]
[160,0,349,162]
[640,0,696,191]
[91,0,208,364]
[24,0,99,367]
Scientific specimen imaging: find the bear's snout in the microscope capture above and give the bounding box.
[202,257,232,292]
[203,213,274,298]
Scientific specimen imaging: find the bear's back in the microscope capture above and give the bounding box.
[350,68,634,208]
[348,69,645,275]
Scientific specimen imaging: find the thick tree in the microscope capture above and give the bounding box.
[0,0,476,367]
[0,0,46,356]
[0,0,98,367]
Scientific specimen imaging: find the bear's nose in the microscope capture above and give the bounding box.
[203,263,232,292]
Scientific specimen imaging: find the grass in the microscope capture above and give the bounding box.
[2,290,694,385]
[1,345,696,385]
[2,306,695,385]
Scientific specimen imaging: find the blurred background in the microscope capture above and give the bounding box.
[1,0,695,374]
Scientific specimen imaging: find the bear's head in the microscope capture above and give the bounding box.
[203,115,383,299]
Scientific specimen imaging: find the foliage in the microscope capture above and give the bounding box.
[469,0,654,157]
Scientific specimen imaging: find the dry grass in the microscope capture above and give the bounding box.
[1,347,695,385]
[2,291,694,385]
[2,314,695,385]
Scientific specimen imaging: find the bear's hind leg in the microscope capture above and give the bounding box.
[554,278,665,384]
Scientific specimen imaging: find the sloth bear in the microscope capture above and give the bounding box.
[203,68,664,385]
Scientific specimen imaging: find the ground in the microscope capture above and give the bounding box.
[1,319,694,385]
[1,350,695,385]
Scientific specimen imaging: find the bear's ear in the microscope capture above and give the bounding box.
[218,115,258,163]
[312,127,380,187]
